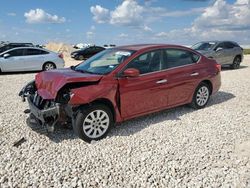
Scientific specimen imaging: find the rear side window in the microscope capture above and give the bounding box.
[25,49,48,56]
[224,42,235,49]
[163,49,199,69]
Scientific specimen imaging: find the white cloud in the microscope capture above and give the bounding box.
[90,5,109,23]
[155,32,168,38]
[7,13,16,16]
[154,0,250,45]
[143,25,152,32]
[110,0,144,26]
[119,33,129,38]
[90,0,206,29]
[24,9,66,24]
[193,0,250,31]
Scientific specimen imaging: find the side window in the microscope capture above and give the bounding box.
[40,50,49,55]
[25,49,48,56]
[85,48,92,53]
[224,42,234,49]
[163,49,196,69]
[215,42,225,50]
[126,50,162,74]
[7,49,24,57]
[25,49,42,56]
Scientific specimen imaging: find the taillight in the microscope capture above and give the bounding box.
[215,63,221,73]
[58,53,64,59]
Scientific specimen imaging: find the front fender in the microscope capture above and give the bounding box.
[69,84,117,105]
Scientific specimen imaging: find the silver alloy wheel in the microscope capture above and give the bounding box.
[44,63,55,70]
[82,110,110,139]
[196,86,209,106]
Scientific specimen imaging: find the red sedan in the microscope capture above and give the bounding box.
[20,44,221,142]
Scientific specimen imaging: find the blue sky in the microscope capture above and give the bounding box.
[0,0,249,46]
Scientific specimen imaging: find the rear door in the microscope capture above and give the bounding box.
[0,49,26,71]
[24,48,46,70]
[214,42,233,65]
[224,42,237,64]
[162,49,201,106]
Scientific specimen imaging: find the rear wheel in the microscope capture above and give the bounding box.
[190,83,210,109]
[231,56,241,69]
[43,62,56,71]
[73,104,113,142]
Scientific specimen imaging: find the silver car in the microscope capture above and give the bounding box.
[192,41,243,69]
[0,47,65,72]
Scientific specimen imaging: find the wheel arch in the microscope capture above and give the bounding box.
[200,80,213,95]
[235,54,242,62]
[85,98,116,122]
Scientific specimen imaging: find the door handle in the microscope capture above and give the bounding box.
[190,72,199,76]
[156,79,167,84]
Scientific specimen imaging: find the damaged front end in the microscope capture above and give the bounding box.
[19,80,73,132]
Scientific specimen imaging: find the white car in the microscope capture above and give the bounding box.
[0,47,65,72]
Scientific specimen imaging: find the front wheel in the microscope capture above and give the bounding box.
[73,104,114,142]
[231,56,241,69]
[190,83,210,109]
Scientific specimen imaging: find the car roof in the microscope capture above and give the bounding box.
[198,40,238,44]
[0,47,53,55]
[115,44,192,51]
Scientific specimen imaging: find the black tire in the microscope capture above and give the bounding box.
[190,82,211,109]
[43,62,56,71]
[73,104,114,142]
[78,55,85,61]
[231,56,241,69]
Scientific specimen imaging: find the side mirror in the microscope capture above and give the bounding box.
[123,68,140,77]
[3,54,10,58]
[216,47,223,52]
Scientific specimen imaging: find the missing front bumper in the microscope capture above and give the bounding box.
[27,96,60,132]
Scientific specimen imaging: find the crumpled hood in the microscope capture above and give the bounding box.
[35,68,103,99]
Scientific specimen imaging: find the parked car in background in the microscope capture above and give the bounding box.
[0,47,64,72]
[192,41,243,69]
[0,42,34,54]
[20,44,221,142]
[71,46,105,60]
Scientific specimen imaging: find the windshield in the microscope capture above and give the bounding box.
[192,42,217,51]
[75,49,135,75]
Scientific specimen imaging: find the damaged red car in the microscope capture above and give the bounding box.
[19,44,221,142]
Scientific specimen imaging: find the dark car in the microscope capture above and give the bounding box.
[0,42,34,54]
[20,44,221,142]
[71,46,105,60]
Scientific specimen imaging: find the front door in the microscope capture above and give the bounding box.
[118,50,169,119]
[0,49,26,72]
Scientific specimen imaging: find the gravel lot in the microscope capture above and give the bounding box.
[0,56,249,187]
